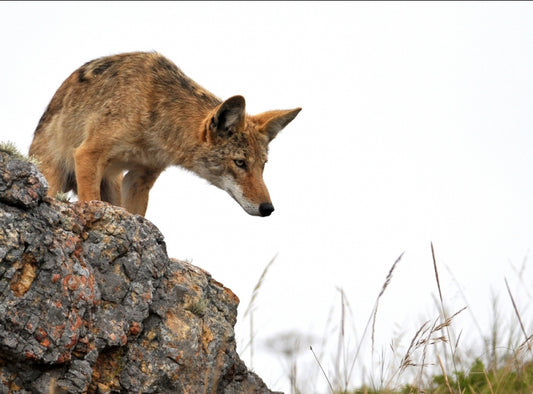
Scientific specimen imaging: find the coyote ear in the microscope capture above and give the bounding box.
[256,108,302,142]
[209,95,246,138]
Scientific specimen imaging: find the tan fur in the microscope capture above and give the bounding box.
[29,52,301,217]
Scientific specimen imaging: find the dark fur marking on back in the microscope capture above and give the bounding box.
[152,56,180,87]
[93,61,114,75]
[34,97,63,133]
[78,67,88,83]
[34,111,50,134]
[149,110,158,124]
[151,55,221,107]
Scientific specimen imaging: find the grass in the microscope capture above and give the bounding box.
[241,254,278,371]
[0,140,39,165]
[240,244,533,394]
[0,140,25,158]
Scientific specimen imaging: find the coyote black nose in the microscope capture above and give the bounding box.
[259,203,274,217]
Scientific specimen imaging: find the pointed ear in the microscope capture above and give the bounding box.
[255,108,302,141]
[209,95,246,138]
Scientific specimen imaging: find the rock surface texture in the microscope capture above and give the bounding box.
[0,149,276,393]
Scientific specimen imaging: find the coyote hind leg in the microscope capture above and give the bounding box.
[37,158,71,198]
[122,167,162,216]
[101,173,123,206]
[29,139,72,198]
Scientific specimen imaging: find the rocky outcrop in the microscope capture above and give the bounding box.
[0,146,276,393]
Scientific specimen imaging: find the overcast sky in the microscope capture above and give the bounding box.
[1,2,533,392]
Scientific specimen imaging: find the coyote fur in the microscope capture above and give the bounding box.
[29,52,301,217]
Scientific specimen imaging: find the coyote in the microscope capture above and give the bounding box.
[29,52,301,217]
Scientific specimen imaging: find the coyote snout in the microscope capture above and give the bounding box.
[219,170,274,217]
[29,52,301,217]
[220,176,273,217]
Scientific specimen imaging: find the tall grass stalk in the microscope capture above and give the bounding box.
[310,345,334,393]
[241,254,277,369]
[504,277,529,347]
[436,354,452,394]
[335,288,348,390]
[431,242,461,391]
[309,253,404,392]
[346,252,404,388]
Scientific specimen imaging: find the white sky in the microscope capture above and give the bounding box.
[1,2,532,392]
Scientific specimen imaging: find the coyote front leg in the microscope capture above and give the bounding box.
[73,142,106,202]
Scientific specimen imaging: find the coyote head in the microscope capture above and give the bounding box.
[197,95,301,217]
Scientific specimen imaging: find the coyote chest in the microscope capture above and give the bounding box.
[29,52,301,217]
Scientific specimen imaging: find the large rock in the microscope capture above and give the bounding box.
[0,148,276,393]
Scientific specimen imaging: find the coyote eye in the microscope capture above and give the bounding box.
[234,159,247,169]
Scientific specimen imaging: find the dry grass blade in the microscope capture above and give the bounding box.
[243,254,277,319]
[335,287,348,391]
[504,277,529,345]
[416,317,439,386]
[431,243,462,390]
[437,354,453,394]
[482,366,495,394]
[510,252,530,298]
[433,307,467,332]
[402,321,431,368]
[445,263,484,339]
[310,346,334,394]
[393,305,465,389]
[385,319,432,389]
[431,243,445,318]
[346,252,404,384]
[241,254,277,367]
[387,317,437,389]
[372,252,404,352]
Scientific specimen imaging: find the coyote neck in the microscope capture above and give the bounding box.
[154,95,218,171]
